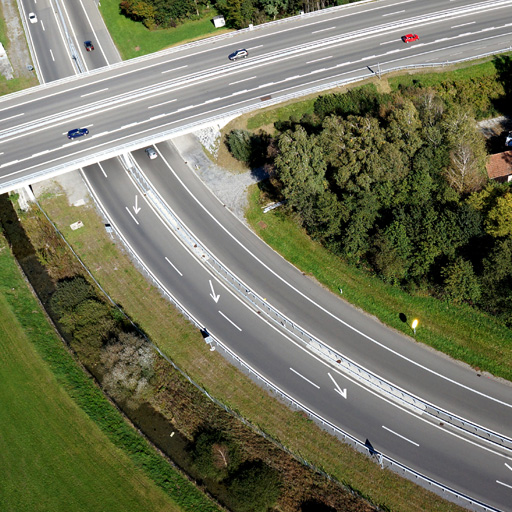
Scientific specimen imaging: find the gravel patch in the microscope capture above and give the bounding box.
[172,131,268,225]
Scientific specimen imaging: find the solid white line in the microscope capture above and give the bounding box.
[496,480,512,490]
[218,311,242,331]
[229,76,256,85]
[161,65,188,74]
[204,97,221,104]
[121,122,138,129]
[165,256,183,276]
[148,98,177,109]
[312,26,335,34]
[452,21,475,29]
[382,10,405,16]
[125,206,140,225]
[49,49,55,62]
[290,367,320,389]
[380,40,396,45]
[1,112,24,122]
[81,88,108,98]
[382,425,419,446]
[177,105,194,112]
[98,161,107,178]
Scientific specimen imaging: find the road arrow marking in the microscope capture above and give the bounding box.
[328,372,347,399]
[209,280,220,303]
[133,195,141,214]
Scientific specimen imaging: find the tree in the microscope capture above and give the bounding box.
[274,126,327,224]
[442,257,481,305]
[485,192,512,237]
[227,461,281,512]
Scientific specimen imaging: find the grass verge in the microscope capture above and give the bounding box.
[32,182,467,512]
[99,0,229,60]
[0,231,220,512]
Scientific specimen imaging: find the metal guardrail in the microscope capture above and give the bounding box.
[82,163,502,512]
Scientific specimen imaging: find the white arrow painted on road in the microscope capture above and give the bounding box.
[209,280,220,303]
[133,195,141,215]
[328,372,347,399]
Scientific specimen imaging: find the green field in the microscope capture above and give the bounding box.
[0,232,220,512]
[99,0,229,60]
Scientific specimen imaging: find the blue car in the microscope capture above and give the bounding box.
[67,128,89,139]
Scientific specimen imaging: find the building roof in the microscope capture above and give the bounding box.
[487,151,512,180]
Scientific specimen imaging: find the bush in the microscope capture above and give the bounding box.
[50,276,96,318]
[226,460,281,512]
[227,129,253,163]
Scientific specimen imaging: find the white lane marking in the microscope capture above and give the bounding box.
[258,82,275,88]
[380,40,397,45]
[148,98,177,109]
[0,152,3,155]
[204,97,221,104]
[81,88,109,98]
[452,21,475,28]
[165,256,183,276]
[125,206,139,225]
[382,9,405,16]
[32,150,50,158]
[49,49,55,61]
[41,20,45,31]
[497,480,512,490]
[1,112,24,122]
[290,367,320,389]
[0,159,18,168]
[328,372,347,399]
[98,162,107,178]
[177,105,194,112]
[150,114,166,120]
[82,171,512,461]
[218,311,242,331]
[121,122,138,129]
[312,26,335,34]
[506,462,512,472]
[382,426,419,446]
[229,76,256,85]
[306,56,331,64]
[231,89,248,96]
[209,280,220,303]
[161,65,188,74]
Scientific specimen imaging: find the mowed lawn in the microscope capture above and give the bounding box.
[0,294,179,512]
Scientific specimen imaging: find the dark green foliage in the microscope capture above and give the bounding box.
[49,275,96,318]
[226,460,281,512]
[226,129,270,166]
[191,429,241,481]
[270,81,512,319]
[314,85,381,119]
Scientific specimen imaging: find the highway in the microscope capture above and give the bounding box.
[5,0,512,509]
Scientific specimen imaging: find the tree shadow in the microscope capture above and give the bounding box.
[493,55,512,115]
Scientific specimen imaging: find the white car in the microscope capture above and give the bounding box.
[28,12,38,23]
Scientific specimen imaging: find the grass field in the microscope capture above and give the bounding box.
[99,0,229,60]
[0,231,220,512]
[0,249,179,511]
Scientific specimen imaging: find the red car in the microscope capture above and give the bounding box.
[402,34,419,43]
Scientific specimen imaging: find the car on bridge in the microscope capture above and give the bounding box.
[402,33,419,43]
[228,49,248,61]
[145,147,158,159]
[67,128,89,139]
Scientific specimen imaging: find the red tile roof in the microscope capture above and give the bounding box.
[487,151,512,180]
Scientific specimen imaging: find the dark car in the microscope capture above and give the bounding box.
[67,128,89,139]
[402,34,419,43]
[228,49,248,61]
[84,40,94,51]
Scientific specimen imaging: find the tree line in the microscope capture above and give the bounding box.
[228,60,512,325]
[120,0,361,29]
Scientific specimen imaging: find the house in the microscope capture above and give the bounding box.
[487,151,512,183]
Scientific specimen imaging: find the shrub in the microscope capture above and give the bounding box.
[227,129,253,163]
[50,276,96,318]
